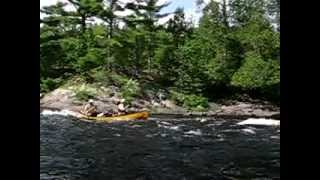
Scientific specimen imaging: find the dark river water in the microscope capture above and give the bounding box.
[40,114,280,180]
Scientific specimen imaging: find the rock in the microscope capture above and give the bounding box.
[160,100,177,109]
[208,102,220,111]
[131,100,146,108]
[93,101,117,113]
[251,109,265,116]
[152,101,161,107]
[237,103,252,108]
[110,96,121,104]
[127,107,138,112]
[40,89,77,110]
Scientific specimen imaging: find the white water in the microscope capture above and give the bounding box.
[184,129,202,136]
[41,109,82,118]
[242,128,256,134]
[238,118,280,126]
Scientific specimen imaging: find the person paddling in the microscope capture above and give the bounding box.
[80,99,98,116]
[81,98,129,117]
[116,98,127,115]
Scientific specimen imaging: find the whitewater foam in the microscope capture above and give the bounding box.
[237,118,280,126]
[41,109,82,118]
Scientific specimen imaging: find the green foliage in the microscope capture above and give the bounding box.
[40,0,280,102]
[73,84,97,101]
[75,89,95,101]
[91,68,110,85]
[40,78,63,93]
[170,90,209,111]
[75,48,107,72]
[234,14,279,59]
[120,79,141,103]
[109,73,129,86]
[231,52,280,90]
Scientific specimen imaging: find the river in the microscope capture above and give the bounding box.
[40,114,280,180]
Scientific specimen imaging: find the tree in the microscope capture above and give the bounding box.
[266,0,280,31]
[153,8,194,85]
[229,0,267,27]
[41,2,75,79]
[98,0,124,39]
[125,0,171,73]
[40,0,280,102]
[167,7,193,47]
[234,13,279,60]
[231,51,280,99]
[66,0,104,33]
[41,2,78,32]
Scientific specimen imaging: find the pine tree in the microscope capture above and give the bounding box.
[125,0,170,73]
[66,0,104,33]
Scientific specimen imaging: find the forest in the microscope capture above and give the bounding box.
[40,0,280,110]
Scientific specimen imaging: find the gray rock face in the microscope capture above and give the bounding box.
[216,102,279,117]
[40,87,279,119]
[92,101,118,113]
[160,100,177,109]
[40,89,78,110]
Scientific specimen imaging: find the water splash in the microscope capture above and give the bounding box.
[41,109,82,118]
[184,129,202,136]
[238,118,280,126]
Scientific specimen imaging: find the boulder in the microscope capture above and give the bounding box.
[93,100,118,113]
[40,89,77,110]
[160,100,177,109]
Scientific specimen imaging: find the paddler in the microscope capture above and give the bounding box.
[116,98,127,115]
[80,99,98,116]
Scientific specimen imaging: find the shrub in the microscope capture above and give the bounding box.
[120,79,141,104]
[109,73,130,86]
[183,94,209,111]
[231,52,280,90]
[75,90,95,101]
[75,48,106,72]
[170,90,209,111]
[40,78,63,93]
[73,84,97,101]
[91,68,110,86]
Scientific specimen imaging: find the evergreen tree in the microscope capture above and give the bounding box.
[125,0,170,73]
[40,0,280,102]
[66,0,104,33]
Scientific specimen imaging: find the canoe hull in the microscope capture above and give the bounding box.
[81,111,149,122]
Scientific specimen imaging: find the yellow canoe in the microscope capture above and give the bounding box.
[80,111,149,123]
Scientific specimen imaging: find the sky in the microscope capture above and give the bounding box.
[40,0,208,25]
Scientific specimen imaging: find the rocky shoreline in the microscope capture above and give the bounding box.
[40,88,280,120]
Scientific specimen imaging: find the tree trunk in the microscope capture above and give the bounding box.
[109,18,114,39]
[222,0,229,28]
[80,14,86,33]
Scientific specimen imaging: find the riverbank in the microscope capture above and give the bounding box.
[40,84,280,119]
